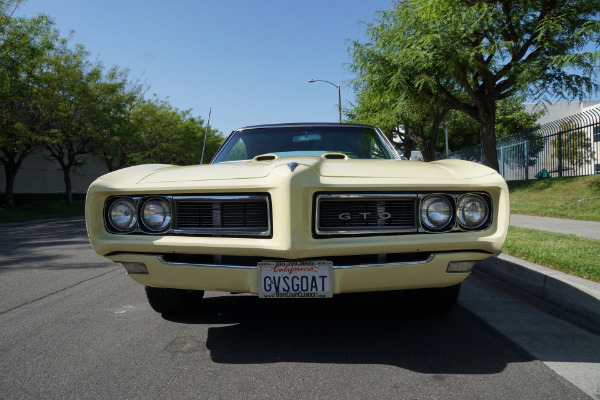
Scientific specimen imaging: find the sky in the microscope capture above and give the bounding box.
[16,0,394,136]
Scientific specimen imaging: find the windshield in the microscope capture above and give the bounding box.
[212,126,395,163]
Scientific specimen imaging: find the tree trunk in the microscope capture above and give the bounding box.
[420,137,437,162]
[3,166,16,209]
[478,103,500,172]
[63,166,73,207]
[2,151,30,209]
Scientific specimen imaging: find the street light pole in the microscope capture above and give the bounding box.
[308,79,341,123]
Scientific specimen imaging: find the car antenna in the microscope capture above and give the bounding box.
[200,107,212,164]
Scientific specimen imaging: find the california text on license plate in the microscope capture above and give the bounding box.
[258,260,333,298]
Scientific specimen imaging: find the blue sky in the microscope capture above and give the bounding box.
[16,0,394,136]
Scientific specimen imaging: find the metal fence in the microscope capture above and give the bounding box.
[437,106,600,181]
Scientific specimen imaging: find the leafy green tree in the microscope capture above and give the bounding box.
[128,97,223,166]
[346,65,449,161]
[38,39,101,207]
[348,86,541,160]
[0,0,223,210]
[349,0,600,171]
[0,1,57,208]
[400,102,448,162]
[90,67,144,172]
[442,96,543,153]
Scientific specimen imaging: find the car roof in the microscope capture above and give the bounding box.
[234,122,377,132]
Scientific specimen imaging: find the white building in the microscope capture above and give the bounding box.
[524,100,600,125]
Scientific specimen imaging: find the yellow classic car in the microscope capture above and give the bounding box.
[85,123,509,314]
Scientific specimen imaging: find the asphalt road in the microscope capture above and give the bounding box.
[0,219,594,399]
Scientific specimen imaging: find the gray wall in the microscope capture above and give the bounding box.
[0,149,109,194]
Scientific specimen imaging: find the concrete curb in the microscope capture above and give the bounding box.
[474,253,600,333]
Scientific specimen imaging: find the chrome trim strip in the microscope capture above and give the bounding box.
[173,194,269,202]
[374,127,402,160]
[157,254,434,270]
[172,228,272,237]
[158,256,257,270]
[317,227,419,235]
[332,253,435,269]
[318,193,419,200]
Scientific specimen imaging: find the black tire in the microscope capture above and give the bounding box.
[145,286,204,315]
[408,283,461,314]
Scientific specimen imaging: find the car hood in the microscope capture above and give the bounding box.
[95,157,497,185]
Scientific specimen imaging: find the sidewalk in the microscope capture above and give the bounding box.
[510,214,600,240]
[474,214,600,333]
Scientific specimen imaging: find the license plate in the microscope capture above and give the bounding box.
[258,260,333,298]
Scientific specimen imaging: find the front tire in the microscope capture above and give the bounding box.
[145,286,204,315]
[408,283,461,314]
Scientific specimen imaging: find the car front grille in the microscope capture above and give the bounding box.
[173,194,271,237]
[315,193,418,236]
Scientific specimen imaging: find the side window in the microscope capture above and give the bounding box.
[357,132,388,159]
[226,139,247,160]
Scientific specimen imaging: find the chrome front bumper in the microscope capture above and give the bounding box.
[108,251,492,294]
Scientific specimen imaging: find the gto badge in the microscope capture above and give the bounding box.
[338,212,392,220]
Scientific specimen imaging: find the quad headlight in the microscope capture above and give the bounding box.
[105,196,171,233]
[140,198,171,232]
[107,198,137,232]
[420,193,491,232]
[457,194,489,229]
[420,195,454,231]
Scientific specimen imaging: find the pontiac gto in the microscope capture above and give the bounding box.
[85,123,509,314]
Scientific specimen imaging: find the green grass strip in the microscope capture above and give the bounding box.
[508,175,600,222]
[502,226,600,283]
[0,199,85,223]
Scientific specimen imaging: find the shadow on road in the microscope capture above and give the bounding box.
[164,292,533,375]
[0,219,107,273]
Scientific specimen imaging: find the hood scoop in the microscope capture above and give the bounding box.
[253,154,279,162]
[322,153,348,160]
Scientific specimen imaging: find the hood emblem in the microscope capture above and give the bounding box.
[287,162,299,172]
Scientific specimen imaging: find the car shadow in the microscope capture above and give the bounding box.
[164,291,531,375]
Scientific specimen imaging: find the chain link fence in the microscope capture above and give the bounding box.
[437,106,600,181]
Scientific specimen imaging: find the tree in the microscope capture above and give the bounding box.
[38,39,101,207]
[128,97,223,166]
[442,96,543,153]
[0,1,57,208]
[0,0,224,209]
[398,101,447,162]
[90,67,145,172]
[346,55,450,160]
[349,0,600,171]
[348,78,541,160]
